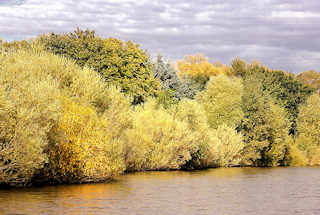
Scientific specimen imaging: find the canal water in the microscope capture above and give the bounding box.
[0,167,319,215]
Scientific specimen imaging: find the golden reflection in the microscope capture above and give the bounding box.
[0,167,319,215]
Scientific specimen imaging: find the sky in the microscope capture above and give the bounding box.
[0,0,320,74]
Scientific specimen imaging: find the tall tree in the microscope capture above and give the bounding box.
[239,75,290,166]
[39,28,160,104]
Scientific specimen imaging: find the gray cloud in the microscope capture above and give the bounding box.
[0,0,319,73]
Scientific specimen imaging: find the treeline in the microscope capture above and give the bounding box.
[0,29,319,187]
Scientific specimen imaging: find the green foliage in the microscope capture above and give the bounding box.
[241,62,314,135]
[153,54,200,100]
[197,75,244,129]
[239,75,290,167]
[295,93,320,165]
[38,28,160,104]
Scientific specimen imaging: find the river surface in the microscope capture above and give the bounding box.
[0,167,319,215]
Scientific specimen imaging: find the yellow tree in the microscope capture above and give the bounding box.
[297,70,320,93]
[177,54,231,87]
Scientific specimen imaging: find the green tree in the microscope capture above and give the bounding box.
[196,75,244,129]
[237,61,314,135]
[38,28,160,104]
[153,54,201,101]
[239,75,290,166]
[295,93,320,165]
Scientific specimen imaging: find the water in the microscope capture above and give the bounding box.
[0,167,320,215]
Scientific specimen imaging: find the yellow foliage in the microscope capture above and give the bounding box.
[0,49,61,185]
[295,94,320,166]
[177,54,230,80]
[124,99,199,171]
[0,46,128,186]
[171,99,213,168]
[210,124,244,167]
[286,143,308,167]
[49,97,125,182]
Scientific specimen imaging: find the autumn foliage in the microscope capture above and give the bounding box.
[0,30,319,187]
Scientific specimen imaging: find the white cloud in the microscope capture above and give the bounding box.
[272,10,320,18]
[0,0,320,73]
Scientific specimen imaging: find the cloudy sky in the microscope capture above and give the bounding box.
[1,0,320,73]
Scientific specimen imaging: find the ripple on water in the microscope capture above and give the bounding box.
[0,167,320,215]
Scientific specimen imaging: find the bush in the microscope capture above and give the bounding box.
[124,99,199,171]
[0,47,127,186]
[48,97,125,183]
[210,125,244,167]
[0,49,61,186]
[171,99,213,169]
[284,139,308,167]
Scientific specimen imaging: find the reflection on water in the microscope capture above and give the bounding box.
[0,167,320,215]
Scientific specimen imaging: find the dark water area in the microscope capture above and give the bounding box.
[0,167,320,215]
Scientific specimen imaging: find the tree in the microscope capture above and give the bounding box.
[297,70,320,93]
[239,75,290,166]
[231,57,248,77]
[196,75,244,129]
[177,54,231,90]
[237,61,315,135]
[153,54,202,101]
[295,93,320,165]
[38,28,160,104]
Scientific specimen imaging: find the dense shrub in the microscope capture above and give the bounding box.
[0,47,127,186]
[283,138,308,167]
[171,99,214,168]
[0,49,61,186]
[210,124,244,167]
[196,75,244,129]
[38,28,160,104]
[48,97,125,183]
[124,99,200,171]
